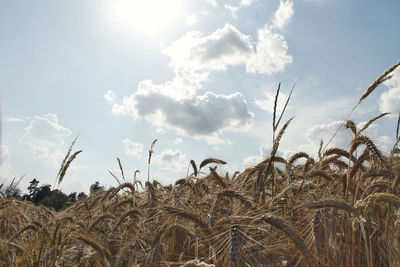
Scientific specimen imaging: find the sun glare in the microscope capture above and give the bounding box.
[109,0,183,35]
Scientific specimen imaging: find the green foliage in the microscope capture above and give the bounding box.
[38,189,71,211]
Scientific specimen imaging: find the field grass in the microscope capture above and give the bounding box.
[1,61,400,266]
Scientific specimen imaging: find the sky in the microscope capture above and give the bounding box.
[1,0,399,194]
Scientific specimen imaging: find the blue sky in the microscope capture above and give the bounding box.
[1,0,399,194]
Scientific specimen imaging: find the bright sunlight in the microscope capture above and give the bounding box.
[109,0,183,35]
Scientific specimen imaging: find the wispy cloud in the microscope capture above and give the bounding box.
[4,117,25,123]
[270,0,294,30]
[379,68,400,117]
[122,138,143,159]
[224,4,239,17]
[0,145,17,184]
[254,90,288,114]
[104,90,116,103]
[21,114,71,168]
[174,138,183,144]
[240,0,256,6]
[153,148,188,174]
[206,0,218,7]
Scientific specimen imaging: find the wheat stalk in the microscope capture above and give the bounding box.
[199,158,227,171]
[260,215,318,267]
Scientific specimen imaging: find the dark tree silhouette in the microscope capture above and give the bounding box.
[68,192,77,202]
[78,192,87,199]
[90,181,104,194]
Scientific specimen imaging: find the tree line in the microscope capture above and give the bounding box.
[1,179,104,211]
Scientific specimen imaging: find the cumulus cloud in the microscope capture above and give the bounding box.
[104,90,116,103]
[122,139,143,159]
[379,68,400,117]
[22,114,72,167]
[305,121,353,150]
[242,144,288,168]
[300,120,392,155]
[113,90,254,140]
[270,0,294,30]
[243,145,271,167]
[23,114,71,146]
[246,26,292,74]
[153,149,187,173]
[164,23,292,76]
[111,12,293,141]
[164,24,254,72]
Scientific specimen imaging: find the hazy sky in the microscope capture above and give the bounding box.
[1,0,399,194]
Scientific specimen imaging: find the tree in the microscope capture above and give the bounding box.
[90,181,104,194]
[32,184,51,204]
[68,192,77,202]
[28,178,39,195]
[2,185,22,199]
[39,190,70,211]
[78,192,87,199]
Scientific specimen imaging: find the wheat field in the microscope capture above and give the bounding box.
[1,61,400,266]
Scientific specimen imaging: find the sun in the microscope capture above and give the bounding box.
[109,0,183,35]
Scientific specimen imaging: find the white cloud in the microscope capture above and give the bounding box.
[174,138,183,144]
[224,4,239,18]
[206,0,218,7]
[164,23,292,76]
[240,0,255,6]
[305,121,353,151]
[0,145,16,184]
[23,114,71,146]
[379,68,400,117]
[270,0,294,30]
[254,90,288,114]
[111,21,292,142]
[243,145,271,167]
[104,90,116,103]
[153,149,187,173]
[122,138,143,159]
[4,117,25,123]
[300,120,392,156]
[112,90,254,141]
[246,26,292,74]
[242,154,262,168]
[22,114,72,168]
[164,24,254,73]
[185,14,198,26]
[242,144,288,168]
[0,145,10,163]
